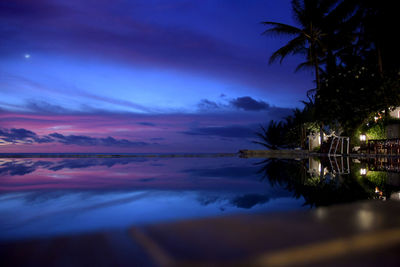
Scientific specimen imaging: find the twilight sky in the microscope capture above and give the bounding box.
[0,0,313,153]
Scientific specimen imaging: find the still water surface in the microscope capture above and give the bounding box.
[0,156,399,241]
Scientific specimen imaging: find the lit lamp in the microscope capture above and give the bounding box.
[360,168,367,175]
[360,134,366,142]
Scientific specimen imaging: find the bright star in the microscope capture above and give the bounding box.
[24,54,31,59]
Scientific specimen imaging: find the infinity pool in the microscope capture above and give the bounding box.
[2,155,399,242]
[0,156,305,241]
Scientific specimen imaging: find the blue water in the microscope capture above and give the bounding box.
[0,156,306,241]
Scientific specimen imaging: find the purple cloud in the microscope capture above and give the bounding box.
[0,128,52,144]
[230,96,269,111]
[0,128,148,147]
[198,96,271,112]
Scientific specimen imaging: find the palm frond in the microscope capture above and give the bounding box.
[291,0,305,25]
[261,22,302,36]
[269,36,307,64]
[295,60,314,72]
[325,0,358,25]
[318,0,340,13]
[252,140,274,150]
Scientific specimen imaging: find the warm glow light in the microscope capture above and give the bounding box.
[356,209,374,230]
[360,168,367,175]
[360,134,366,141]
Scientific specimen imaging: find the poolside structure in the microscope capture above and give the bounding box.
[309,108,400,156]
[363,138,400,155]
[308,133,350,156]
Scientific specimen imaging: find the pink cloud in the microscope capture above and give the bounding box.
[0,111,266,153]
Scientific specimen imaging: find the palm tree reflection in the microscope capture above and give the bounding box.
[256,157,400,207]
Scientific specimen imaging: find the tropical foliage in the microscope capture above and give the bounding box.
[253,121,287,150]
[257,0,400,149]
[254,99,319,149]
[255,158,385,207]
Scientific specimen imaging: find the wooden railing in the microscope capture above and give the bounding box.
[362,138,400,155]
[364,157,400,172]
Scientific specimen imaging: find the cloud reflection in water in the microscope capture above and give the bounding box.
[0,157,302,241]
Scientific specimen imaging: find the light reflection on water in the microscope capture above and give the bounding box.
[1,156,399,241]
[0,157,302,241]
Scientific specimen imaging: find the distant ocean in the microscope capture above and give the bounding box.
[0,152,238,158]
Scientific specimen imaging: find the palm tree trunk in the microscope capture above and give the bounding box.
[313,49,324,150]
[314,57,320,91]
[300,124,305,149]
[377,46,383,78]
[376,45,390,119]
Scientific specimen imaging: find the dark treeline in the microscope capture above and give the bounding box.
[256,158,400,207]
[256,0,400,150]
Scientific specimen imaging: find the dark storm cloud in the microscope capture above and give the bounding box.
[0,127,148,147]
[230,96,270,111]
[182,125,255,138]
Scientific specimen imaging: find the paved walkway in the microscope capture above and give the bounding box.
[2,200,400,266]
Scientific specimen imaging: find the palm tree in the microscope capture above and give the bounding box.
[348,1,399,117]
[261,0,340,90]
[354,1,398,76]
[261,0,342,147]
[253,121,287,150]
[285,98,319,148]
